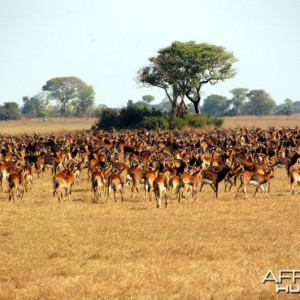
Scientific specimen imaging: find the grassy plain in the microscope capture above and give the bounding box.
[222,114,300,129]
[0,118,97,135]
[1,116,300,299]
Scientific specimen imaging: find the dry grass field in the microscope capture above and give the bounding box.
[0,118,97,135]
[1,116,300,299]
[223,114,300,130]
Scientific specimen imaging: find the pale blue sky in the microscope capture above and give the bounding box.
[1,0,299,108]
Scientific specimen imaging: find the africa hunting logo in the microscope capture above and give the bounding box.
[262,270,300,293]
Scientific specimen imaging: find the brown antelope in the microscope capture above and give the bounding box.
[128,153,151,169]
[276,151,300,176]
[25,164,34,186]
[199,164,231,198]
[153,173,168,208]
[87,158,100,180]
[17,167,33,193]
[224,164,244,192]
[168,175,181,201]
[63,147,73,167]
[53,169,76,202]
[236,168,275,199]
[91,170,106,203]
[107,171,125,202]
[127,165,146,199]
[288,158,300,177]
[178,169,202,203]
[67,160,83,186]
[290,169,300,194]
[143,170,158,202]
[8,171,24,201]
[201,152,216,169]
[0,161,21,191]
[36,155,63,177]
[0,164,9,191]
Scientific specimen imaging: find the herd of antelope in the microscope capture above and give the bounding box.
[1,127,300,207]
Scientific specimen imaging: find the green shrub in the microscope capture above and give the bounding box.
[169,117,188,129]
[183,113,206,127]
[94,104,224,130]
[204,115,224,127]
[141,116,169,130]
[212,117,224,127]
[95,108,120,130]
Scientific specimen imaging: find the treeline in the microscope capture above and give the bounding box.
[0,77,97,120]
[1,41,298,129]
[0,97,98,121]
[1,87,298,126]
[202,88,297,116]
[94,89,298,130]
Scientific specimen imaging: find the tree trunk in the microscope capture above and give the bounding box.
[170,102,178,120]
[186,90,201,114]
[192,100,201,114]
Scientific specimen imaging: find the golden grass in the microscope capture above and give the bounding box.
[1,117,300,299]
[1,114,299,135]
[0,118,96,135]
[223,114,300,130]
[1,168,298,299]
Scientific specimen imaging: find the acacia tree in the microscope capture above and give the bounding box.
[138,41,237,115]
[42,76,95,115]
[138,59,181,118]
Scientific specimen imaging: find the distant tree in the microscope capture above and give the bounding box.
[42,76,95,116]
[275,98,294,115]
[71,85,95,116]
[282,98,294,115]
[294,101,300,113]
[202,94,229,115]
[153,98,172,113]
[0,102,22,120]
[230,88,249,115]
[239,101,255,115]
[142,95,155,104]
[245,90,276,116]
[22,93,48,117]
[127,96,157,111]
[138,41,237,116]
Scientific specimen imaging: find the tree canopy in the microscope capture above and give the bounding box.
[230,88,249,115]
[42,76,95,115]
[22,93,48,118]
[275,98,294,115]
[138,41,238,116]
[0,102,21,120]
[202,94,229,116]
[245,90,276,116]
